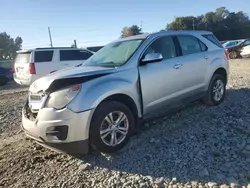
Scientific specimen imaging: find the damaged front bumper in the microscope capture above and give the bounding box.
[22,102,94,155]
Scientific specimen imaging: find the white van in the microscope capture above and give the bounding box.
[14,47,94,86]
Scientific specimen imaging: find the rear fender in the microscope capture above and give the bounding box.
[205,57,228,90]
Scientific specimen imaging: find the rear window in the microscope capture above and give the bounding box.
[35,51,54,62]
[60,50,93,61]
[0,61,14,69]
[15,52,31,64]
[202,34,223,48]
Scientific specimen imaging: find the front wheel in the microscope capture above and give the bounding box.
[90,101,135,153]
[204,74,226,106]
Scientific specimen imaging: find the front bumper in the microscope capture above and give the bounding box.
[22,105,94,155]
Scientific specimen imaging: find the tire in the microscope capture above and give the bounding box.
[229,51,238,59]
[0,76,8,86]
[90,101,135,153]
[204,74,226,106]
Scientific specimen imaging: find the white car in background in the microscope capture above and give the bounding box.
[240,45,250,58]
[14,47,94,86]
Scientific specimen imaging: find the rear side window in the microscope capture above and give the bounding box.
[35,51,53,62]
[177,36,202,55]
[243,40,250,46]
[60,50,93,61]
[15,52,31,64]
[202,34,223,48]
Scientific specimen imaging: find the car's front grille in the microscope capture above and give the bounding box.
[30,94,42,101]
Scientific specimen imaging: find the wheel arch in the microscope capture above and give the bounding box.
[213,67,227,84]
[95,93,139,123]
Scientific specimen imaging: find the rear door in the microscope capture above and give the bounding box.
[59,49,93,67]
[174,35,208,96]
[14,52,32,80]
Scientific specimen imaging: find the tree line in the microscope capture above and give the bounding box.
[121,7,250,41]
[1,7,250,60]
[0,32,22,60]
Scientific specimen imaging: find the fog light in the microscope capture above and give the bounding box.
[46,125,68,140]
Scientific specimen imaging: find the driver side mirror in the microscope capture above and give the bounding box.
[140,53,163,65]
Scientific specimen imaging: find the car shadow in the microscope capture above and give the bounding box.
[77,88,250,186]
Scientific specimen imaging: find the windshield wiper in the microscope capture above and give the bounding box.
[99,61,118,68]
[75,63,83,67]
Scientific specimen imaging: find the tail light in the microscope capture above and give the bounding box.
[29,63,36,74]
[10,68,15,73]
[225,49,229,60]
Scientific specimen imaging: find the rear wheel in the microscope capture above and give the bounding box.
[229,51,238,59]
[204,74,226,106]
[90,101,135,153]
[0,76,8,86]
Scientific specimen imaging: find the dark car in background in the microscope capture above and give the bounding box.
[226,38,250,59]
[0,60,14,86]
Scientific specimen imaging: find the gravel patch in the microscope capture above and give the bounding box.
[0,81,28,96]
[1,59,250,187]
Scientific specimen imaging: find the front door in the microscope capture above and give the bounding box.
[139,36,183,115]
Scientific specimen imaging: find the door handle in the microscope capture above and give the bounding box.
[173,63,182,69]
[204,56,209,59]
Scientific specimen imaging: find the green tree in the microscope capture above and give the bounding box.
[0,32,23,60]
[166,7,250,40]
[121,25,142,38]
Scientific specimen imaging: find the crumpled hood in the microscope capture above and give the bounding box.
[29,65,116,93]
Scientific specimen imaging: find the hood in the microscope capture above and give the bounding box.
[29,65,116,93]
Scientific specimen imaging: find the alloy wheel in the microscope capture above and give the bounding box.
[100,111,129,146]
[229,51,237,59]
[212,79,224,101]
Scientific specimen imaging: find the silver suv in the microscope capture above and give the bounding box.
[22,31,229,155]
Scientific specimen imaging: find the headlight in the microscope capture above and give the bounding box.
[45,84,81,109]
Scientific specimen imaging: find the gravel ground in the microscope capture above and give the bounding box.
[1,59,250,188]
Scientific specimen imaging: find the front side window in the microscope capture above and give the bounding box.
[84,39,143,67]
[177,36,202,56]
[60,50,93,61]
[35,51,53,62]
[79,50,93,60]
[143,36,177,59]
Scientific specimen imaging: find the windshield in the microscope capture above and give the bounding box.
[84,39,143,67]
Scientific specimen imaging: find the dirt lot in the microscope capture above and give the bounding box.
[1,59,250,188]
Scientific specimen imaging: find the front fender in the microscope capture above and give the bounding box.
[68,69,141,116]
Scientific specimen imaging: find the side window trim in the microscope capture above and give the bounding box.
[173,36,183,56]
[198,40,208,52]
